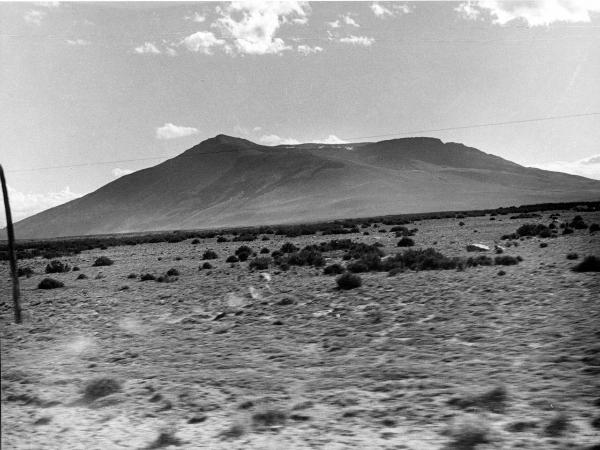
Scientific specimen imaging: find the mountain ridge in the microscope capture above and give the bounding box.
[6,135,600,238]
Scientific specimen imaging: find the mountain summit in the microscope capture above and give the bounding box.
[10,135,600,238]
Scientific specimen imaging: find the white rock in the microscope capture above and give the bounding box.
[466,244,490,252]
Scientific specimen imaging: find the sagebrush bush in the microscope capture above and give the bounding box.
[397,237,415,247]
[516,223,549,237]
[201,262,213,269]
[283,248,325,267]
[494,255,520,266]
[562,227,574,235]
[92,256,114,267]
[323,263,344,275]
[569,215,588,230]
[216,236,229,243]
[166,268,179,276]
[17,267,34,278]
[346,260,369,273]
[127,273,137,279]
[226,255,239,263]
[248,256,272,270]
[38,278,64,289]
[260,247,270,254]
[572,256,600,272]
[566,253,578,260]
[383,248,461,272]
[590,223,600,233]
[45,260,70,273]
[191,238,200,245]
[140,273,156,281]
[202,250,218,260]
[466,255,493,267]
[280,242,299,253]
[83,377,121,401]
[235,245,252,261]
[336,272,362,290]
[76,273,88,280]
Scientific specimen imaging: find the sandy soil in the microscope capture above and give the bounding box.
[1,211,599,449]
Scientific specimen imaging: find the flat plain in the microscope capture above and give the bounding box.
[1,210,599,449]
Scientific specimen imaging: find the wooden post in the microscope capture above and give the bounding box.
[0,164,22,324]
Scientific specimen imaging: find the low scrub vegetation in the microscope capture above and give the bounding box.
[572,256,600,272]
[45,260,70,273]
[17,267,34,278]
[336,272,362,290]
[248,256,273,271]
[202,250,218,260]
[38,278,64,289]
[92,256,114,267]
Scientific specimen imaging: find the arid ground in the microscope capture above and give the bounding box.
[1,210,599,449]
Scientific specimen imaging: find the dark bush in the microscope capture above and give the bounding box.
[566,253,578,260]
[260,247,270,254]
[283,248,325,267]
[83,377,121,401]
[127,273,137,279]
[17,267,34,278]
[540,242,548,248]
[140,273,156,281]
[201,262,213,269]
[156,274,177,283]
[590,223,600,233]
[391,225,411,236]
[249,256,272,271]
[494,255,519,266]
[226,255,239,263]
[45,260,70,273]
[235,245,252,261]
[336,272,362,290]
[516,223,549,237]
[92,256,114,267]
[346,260,369,273]
[397,237,415,247]
[459,221,465,226]
[562,227,574,235]
[572,256,600,272]
[38,278,64,289]
[202,250,218,260]
[76,273,88,280]
[323,263,344,275]
[216,236,229,243]
[569,215,588,229]
[166,268,179,276]
[72,266,80,271]
[280,242,299,253]
[466,255,493,267]
[191,238,200,245]
[383,248,461,272]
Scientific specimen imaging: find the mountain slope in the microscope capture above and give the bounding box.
[10,135,600,238]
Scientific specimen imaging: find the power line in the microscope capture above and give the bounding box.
[6,111,599,173]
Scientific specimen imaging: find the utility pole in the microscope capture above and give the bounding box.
[0,164,22,324]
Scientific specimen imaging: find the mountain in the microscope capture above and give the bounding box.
[8,134,600,239]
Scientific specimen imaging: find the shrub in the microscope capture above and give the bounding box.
[38,278,64,289]
[76,273,88,280]
[466,255,493,267]
[83,377,121,401]
[284,248,325,267]
[201,262,213,269]
[72,266,80,271]
[397,237,415,247]
[459,221,465,226]
[140,273,156,281]
[544,413,569,437]
[45,260,70,273]
[566,253,578,260]
[216,236,229,243]
[249,256,272,271]
[336,272,362,290]
[226,255,239,263]
[260,247,270,254]
[191,238,200,244]
[346,260,369,273]
[572,256,600,272]
[383,248,461,272]
[156,274,177,283]
[562,227,574,235]
[280,242,299,253]
[166,268,180,276]
[233,233,257,242]
[17,267,34,278]
[569,215,588,229]
[540,242,548,248]
[202,250,218,260]
[235,245,252,261]
[92,256,114,267]
[391,225,411,236]
[323,263,344,275]
[590,223,600,233]
[516,223,549,237]
[252,409,287,428]
[127,273,137,279]
[494,255,519,266]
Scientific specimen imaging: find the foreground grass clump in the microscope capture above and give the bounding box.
[92,256,114,267]
[38,278,64,289]
[45,260,70,273]
[83,377,121,401]
[336,272,362,290]
[572,255,600,272]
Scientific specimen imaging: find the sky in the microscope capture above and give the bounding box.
[1,0,600,226]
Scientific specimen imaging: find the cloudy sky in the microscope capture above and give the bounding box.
[1,0,600,226]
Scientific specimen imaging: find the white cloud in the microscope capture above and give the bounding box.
[213,1,310,55]
[3,186,81,225]
[156,123,199,140]
[182,31,226,55]
[327,19,341,28]
[312,135,348,145]
[455,1,481,20]
[186,12,206,23]
[259,134,300,146]
[338,35,375,46]
[112,168,133,178]
[530,154,600,180]
[66,39,90,46]
[343,15,360,27]
[458,0,600,27]
[134,42,161,54]
[371,2,413,18]
[297,44,323,55]
[24,9,46,26]
[165,47,178,57]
